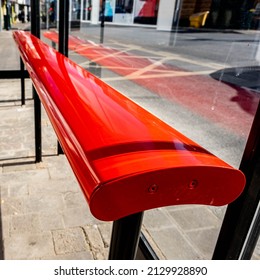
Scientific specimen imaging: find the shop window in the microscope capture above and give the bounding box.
[83,0,92,20]
[134,0,159,25]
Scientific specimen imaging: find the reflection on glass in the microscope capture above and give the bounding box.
[68,0,260,260]
[114,0,134,23]
[71,0,81,21]
[134,0,159,25]
[115,0,133,13]
[103,0,114,22]
[97,0,160,24]
[83,0,92,20]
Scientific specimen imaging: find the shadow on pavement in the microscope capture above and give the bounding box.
[210,66,260,115]
[210,66,260,92]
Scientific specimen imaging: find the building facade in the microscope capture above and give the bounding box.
[1,0,31,30]
[78,0,258,30]
[1,0,259,31]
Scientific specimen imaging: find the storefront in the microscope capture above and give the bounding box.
[75,0,258,31]
[1,0,31,30]
[79,0,208,30]
[81,0,160,26]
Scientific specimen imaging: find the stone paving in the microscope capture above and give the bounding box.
[0,27,259,260]
[0,79,111,260]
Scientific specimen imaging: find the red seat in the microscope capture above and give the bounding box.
[13,31,245,221]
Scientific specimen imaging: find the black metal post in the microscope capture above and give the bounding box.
[109,212,144,260]
[31,0,42,163]
[100,0,105,44]
[169,0,182,46]
[20,58,25,106]
[4,0,11,30]
[212,101,260,259]
[171,0,182,29]
[57,0,70,155]
[240,203,260,259]
[31,1,40,37]
[59,0,69,57]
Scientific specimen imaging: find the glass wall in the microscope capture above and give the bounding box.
[71,0,81,21]
[114,0,133,24]
[134,0,159,24]
[77,1,260,259]
[82,0,92,20]
[80,0,260,30]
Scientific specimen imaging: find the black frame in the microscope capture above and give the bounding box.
[0,69,29,106]
[31,0,42,163]
[57,0,70,155]
[213,102,260,260]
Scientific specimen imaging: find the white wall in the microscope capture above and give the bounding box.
[157,0,176,31]
[91,0,100,24]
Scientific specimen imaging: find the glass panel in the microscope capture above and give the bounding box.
[83,0,92,20]
[114,0,134,24]
[134,0,159,25]
[71,0,81,21]
[76,1,260,259]
[49,0,57,23]
[103,0,114,22]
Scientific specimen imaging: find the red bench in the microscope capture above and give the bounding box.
[13,30,245,223]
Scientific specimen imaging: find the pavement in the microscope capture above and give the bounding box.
[0,22,259,260]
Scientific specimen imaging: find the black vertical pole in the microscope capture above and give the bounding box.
[169,0,182,46]
[57,0,69,155]
[240,204,260,259]
[5,0,11,30]
[31,0,42,163]
[108,212,144,260]
[171,0,182,29]
[59,0,69,57]
[100,0,105,44]
[212,101,260,259]
[20,58,25,106]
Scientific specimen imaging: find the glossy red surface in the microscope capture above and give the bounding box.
[13,31,246,221]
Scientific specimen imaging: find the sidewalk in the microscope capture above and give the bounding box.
[0,28,259,260]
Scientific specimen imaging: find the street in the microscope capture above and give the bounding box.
[65,26,260,168]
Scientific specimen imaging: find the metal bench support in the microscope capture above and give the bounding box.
[20,58,25,106]
[213,102,260,259]
[109,212,144,260]
[31,0,42,163]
